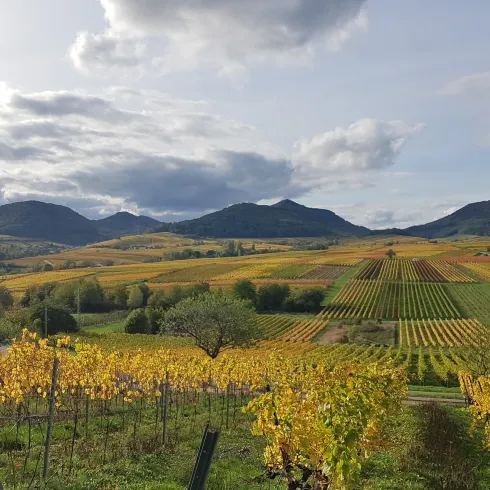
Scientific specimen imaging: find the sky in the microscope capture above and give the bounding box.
[0,0,489,229]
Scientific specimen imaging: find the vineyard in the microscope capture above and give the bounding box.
[321,279,461,320]
[0,332,405,489]
[354,258,474,282]
[2,240,490,487]
[298,265,348,280]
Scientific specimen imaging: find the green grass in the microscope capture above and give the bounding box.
[359,404,490,489]
[83,321,124,334]
[407,384,461,394]
[406,390,464,400]
[0,391,271,490]
[320,261,365,306]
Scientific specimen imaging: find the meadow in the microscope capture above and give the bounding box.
[2,234,490,488]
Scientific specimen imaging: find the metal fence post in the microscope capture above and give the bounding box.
[187,425,220,490]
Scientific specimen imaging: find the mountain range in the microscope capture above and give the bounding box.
[0,201,160,245]
[0,199,488,245]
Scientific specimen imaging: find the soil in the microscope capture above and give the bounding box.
[318,321,396,345]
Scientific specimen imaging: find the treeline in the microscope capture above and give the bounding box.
[31,259,115,272]
[144,240,284,263]
[123,280,326,335]
[0,242,67,261]
[0,275,326,341]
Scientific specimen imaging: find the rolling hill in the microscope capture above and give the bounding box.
[95,212,161,237]
[162,199,370,238]
[1,198,489,246]
[406,200,490,238]
[0,202,161,245]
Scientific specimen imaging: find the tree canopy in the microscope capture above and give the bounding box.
[159,293,259,358]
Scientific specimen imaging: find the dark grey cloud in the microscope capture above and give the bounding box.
[0,84,422,218]
[10,92,136,124]
[71,0,367,76]
[71,151,298,213]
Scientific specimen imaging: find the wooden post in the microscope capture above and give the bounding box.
[43,357,59,480]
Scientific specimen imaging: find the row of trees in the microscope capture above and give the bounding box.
[233,280,325,313]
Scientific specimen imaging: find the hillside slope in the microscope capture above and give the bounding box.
[164,199,369,238]
[0,201,101,245]
[406,200,490,238]
[95,212,160,237]
[0,202,162,245]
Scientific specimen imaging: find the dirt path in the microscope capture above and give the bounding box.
[405,396,465,405]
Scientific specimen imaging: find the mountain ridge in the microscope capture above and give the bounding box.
[406,200,490,238]
[158,199,370,238]
[0,198,488,245]
[0,201,160,245]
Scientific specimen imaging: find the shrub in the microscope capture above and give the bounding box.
[124,309,150,334]
[0,318,22,344]
[30,303,79,336]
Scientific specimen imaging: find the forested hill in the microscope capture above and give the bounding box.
[1,198,489,245]
[158,199,370,238]
[0,201,160,245]
[405,200,490,238]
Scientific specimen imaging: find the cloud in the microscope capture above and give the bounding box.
[291,118,423,188]
[69,31,147,77]
[0,83,421,218]
[71,0,367,78]
[8,91,137,123]
[362,208,423,229]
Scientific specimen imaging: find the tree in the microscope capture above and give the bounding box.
[42,262,54,272]
[160,293,259,358]
[111,284,128,308]
[148,289,172,309]
[257,283,290,311]
[284,288,325,313]
[386,249,396,259]
[124,309,150,334]
[138,282,151,306]
[147,308,163,334]
[30,303,79,336]
[186,281,210,298]
[53,282,77,309]
[79,278,104,311]
[222,240,236,257]
[233,279,257,305]
[0,286,14,310]
[127,286,144,309]
[168,285,184,305]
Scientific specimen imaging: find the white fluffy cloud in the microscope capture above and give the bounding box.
[0,83,421,218]
[291,118,423,188]
[69,0,367,77]
[362,208,423,229]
